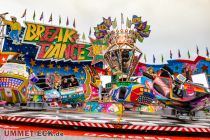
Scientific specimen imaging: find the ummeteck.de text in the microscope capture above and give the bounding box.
[4,130,64,136]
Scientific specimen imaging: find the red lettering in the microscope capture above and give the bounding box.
[72,33,79,42]
[41,26,60,42]
[77,44,84,55]
[87,46,93,57]
[37,43,51,59]
[65,44,71,60]
[64,44,77,61]
[50,27,60,42]
[70,44,78,60]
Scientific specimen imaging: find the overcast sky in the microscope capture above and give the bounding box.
[0,0,210,64]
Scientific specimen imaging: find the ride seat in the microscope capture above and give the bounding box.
[118,87,127,100]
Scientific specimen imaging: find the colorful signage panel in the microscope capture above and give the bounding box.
[23,22,93,62]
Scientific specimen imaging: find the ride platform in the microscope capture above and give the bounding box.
[0,109,210,133]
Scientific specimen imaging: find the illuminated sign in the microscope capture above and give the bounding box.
[0,77,23,89]
[23,22,95,62]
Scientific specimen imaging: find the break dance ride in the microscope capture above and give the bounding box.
[0,11,210,135]
[143,65,210,120]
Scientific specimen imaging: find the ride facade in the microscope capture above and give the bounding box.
[0,12,209,130]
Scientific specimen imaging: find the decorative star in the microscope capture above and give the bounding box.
[64,66,69,71]
[73,67,79,73]
[202,65,208,72]
[57,65,61,69]
[80,76,85,80]
[9,47,12,51]
[2,57,6,62]
[40,64,45,68]
[48,63,54,69]
[30,59,36,67]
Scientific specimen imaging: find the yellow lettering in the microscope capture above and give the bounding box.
[78,50,85,60]
[24,23,37,41]
[59,43,66,59]
[43,45,54,58]
[55,28,63,42]
[35,25,45,40]
[46,43,61,59]
[63,29,76,43]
